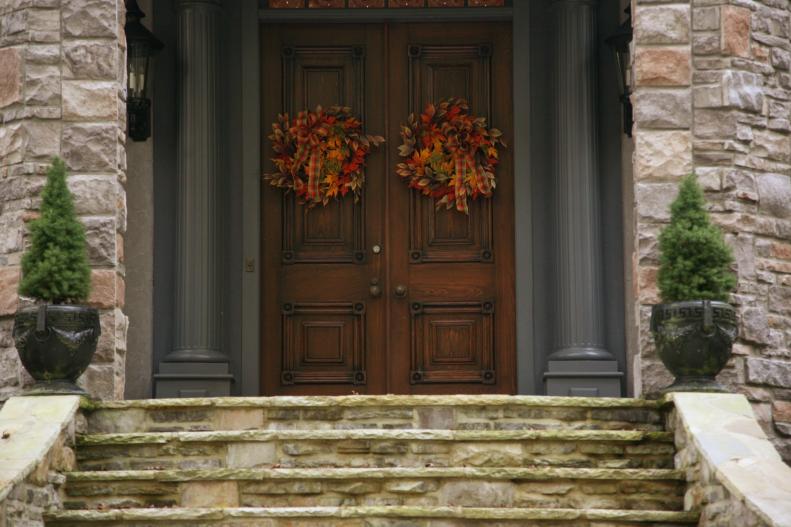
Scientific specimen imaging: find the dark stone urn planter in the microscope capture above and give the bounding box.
[12,305,101,396]
[650,300,738,393]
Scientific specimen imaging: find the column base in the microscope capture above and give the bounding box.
[544,360,623,397]
[154,361,234,398]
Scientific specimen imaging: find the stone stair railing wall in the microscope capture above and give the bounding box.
[0,396,80,526]
[668,393,791,527]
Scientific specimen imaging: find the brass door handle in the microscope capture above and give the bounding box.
[394,284,407,297]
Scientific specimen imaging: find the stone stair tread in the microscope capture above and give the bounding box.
[46,506,699,523]
[86,395,665,410]
[66,466,686,482]
[77,428,674,446]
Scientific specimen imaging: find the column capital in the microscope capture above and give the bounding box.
[176,0,222,10]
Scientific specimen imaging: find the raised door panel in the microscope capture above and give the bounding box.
[407,45,493,264]
[410,301,495,384]
[281,46,365,264]
[281,302,366,385]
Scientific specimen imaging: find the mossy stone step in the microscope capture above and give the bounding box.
[84,396,666,434]
[66,466,686,483]
[63,467,686,512]
[46,506,700,526]
[85,395,666,410]
[78,429,674,446]
[75,429,676,472]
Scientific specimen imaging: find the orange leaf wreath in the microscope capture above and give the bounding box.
[397,97,506,214]
[265,105,385,207]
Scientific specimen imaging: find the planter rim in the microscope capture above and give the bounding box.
[652,300,734,310]
[16,304,98,315]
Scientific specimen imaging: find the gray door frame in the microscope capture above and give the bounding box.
[238,2,534,395]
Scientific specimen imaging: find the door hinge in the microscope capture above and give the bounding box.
[244,257,255,273]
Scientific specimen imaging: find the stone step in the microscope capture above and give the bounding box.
[83,395,666,434]
[62,467,686,512]
[75,429,676,471]
[46,506,700,526]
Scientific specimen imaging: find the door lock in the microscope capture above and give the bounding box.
[369,278,382,298]
[372,244,382,255]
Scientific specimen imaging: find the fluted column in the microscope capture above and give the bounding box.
[167,0,223,362]
[547,0,616,379]
[157,0,231,397]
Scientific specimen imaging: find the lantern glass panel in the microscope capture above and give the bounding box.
[128,51,149,99]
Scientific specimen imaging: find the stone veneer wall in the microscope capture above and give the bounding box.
[632,0,791,461]
[0,0,128,400]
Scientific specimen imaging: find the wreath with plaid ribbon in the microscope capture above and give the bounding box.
[397,97,505,214]
[265,105,385,207]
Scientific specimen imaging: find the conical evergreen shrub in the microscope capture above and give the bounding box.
[657,174,736,303]
[19,157,91,304]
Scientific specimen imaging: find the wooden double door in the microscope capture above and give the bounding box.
[261,22,515,395]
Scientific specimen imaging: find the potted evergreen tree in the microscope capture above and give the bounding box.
[12,157,100,396]
[650,174,738,393]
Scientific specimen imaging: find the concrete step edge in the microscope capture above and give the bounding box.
[77,428,674,446]
[84,395,666,411]
[46,506,699,523]
[66,466,686,482]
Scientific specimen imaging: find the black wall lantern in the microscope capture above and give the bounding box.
[605,7,633,138]
[125,0,163,142]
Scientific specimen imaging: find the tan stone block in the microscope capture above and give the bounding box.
[0,48,23,108]
[115,308,128,353]
[635,131,692,180]
[115,273,124,308]
[635,5,690,44]
[116,233,124,264]
[450,443,522,467]
[0,267,20,316]
[773,400,791,424]
[771,242,791,261]
[0,122,25,167]
[62,81,117,121]
[635,48,690,86]
[217,409,264,429]
[63,123,118,172]
[68,175,118,215]
[638,266,660,305]
[636,182,678,222]
[633,89,691,129]
[88,269,115,309]
[62,0,117,38]
[227,442,275,468]
[180,481,239,507]
[77,363,116,400]
[94,309,116,363]
[84,216,116,266]
[24,64,60,106]
[721,6,751,58]
[63,40,117,80]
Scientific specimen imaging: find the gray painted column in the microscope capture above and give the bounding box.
[545,0,622,396]
[155,0,232,397]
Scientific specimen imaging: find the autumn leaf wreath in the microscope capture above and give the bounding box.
[265,99,505,215]
[265,105,385,207]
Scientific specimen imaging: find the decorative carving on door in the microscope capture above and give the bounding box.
[409,300,495,384]
[281,302,367,385]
